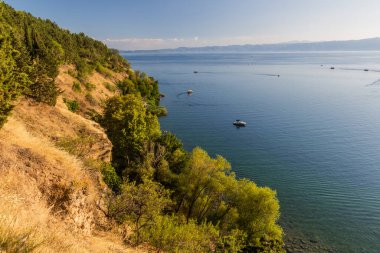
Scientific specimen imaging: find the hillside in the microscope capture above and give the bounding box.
[0,2,284,253]
[0,67,146,252]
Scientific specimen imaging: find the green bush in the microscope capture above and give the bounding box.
[72,81,82,93]
[101,163,121,193]
[95,62,112,77]
[147,102,168,117]
[0,27,31,128]
[63,98,80,113]
[140,215,219,253]
[84,82,96,92]
[108,179,172,243]
[104,82,116,92]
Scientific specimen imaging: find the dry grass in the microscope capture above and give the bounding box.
[0,115,144,252]
[0,168,76,252]
[0,169,143,253]
[0,65,145,252]
[11,98,112,163]
[56,65,125,116]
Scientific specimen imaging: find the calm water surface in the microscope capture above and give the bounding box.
[123,52,380,253]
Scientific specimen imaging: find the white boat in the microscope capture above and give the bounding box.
[187,89,193,94]
[233,120,246,126]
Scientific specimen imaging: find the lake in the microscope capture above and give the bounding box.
[123,51,380,253]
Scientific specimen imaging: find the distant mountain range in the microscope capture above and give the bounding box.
[123,37,380,53]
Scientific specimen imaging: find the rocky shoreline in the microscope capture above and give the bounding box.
[285,236,336,253]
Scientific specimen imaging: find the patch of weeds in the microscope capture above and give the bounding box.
[56,128,97,158]
[63,98,80,113]
[101,163,121,193]
[72,81,82,93]
[84,82,96,92]
[103,82,116,92]
[67,69,77,78]
[85,109,102,123]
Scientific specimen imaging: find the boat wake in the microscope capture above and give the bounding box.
[176,92,189,97]
[256,73,280,77]
[366,79,380,86]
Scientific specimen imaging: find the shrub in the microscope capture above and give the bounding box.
[104,82,116,92]
[95,62,112,77]
[108,179,171,243]
[84,82,96,92]
[28,79,61,106]
[141,215,219,253]
[101,163,121,193]
[147,102,168,117]
[72,81,82,93]
[85,109,102,123]
[56,128,97,158]
[63,98,80,113]
[67,69,77,78]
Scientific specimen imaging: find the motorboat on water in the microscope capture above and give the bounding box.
[233,120,246,127]
[187,89,193,94]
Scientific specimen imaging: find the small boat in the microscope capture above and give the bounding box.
[330,67,335,70]
[364,69,369,72]
[193,71,198,74]
[233,120,246,127]
[187,89,193,94]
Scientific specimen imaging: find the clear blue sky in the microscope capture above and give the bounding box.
[4,0,380,50]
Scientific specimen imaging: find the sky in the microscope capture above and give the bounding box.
[4,0,380,50]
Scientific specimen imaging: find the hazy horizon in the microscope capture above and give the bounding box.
[5,0,380,50]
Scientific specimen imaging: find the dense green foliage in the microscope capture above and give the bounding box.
[117,70,160,106]
[0,25,31,127]
[101,163,121,193]
[0,2,129,126]
[101,94,161,176]
[102,93,285,252]
[63,98,80,113]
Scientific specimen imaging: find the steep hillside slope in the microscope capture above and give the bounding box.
[0,68,144,252]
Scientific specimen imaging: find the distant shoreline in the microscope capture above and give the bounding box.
[119,37,380,53]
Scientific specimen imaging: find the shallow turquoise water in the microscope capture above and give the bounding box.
[123,52,380,253]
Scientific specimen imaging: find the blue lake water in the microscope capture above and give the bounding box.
[123,51,380,253]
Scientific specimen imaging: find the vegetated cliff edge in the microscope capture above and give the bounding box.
[0,65,145,252]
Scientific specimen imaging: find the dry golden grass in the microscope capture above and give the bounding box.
[12,98,112,163]
[0,168,77,252]
[0,168,143,253]
[0,116,144,252]
[0,65,145,252]
[56,65,125,116]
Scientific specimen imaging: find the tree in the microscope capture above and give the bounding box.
[102,94,161,177]
[108,178,172,244]
[0,26,31,127]
[231,179,284,252]
[141,214,219,253]
[175,147,231,223]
